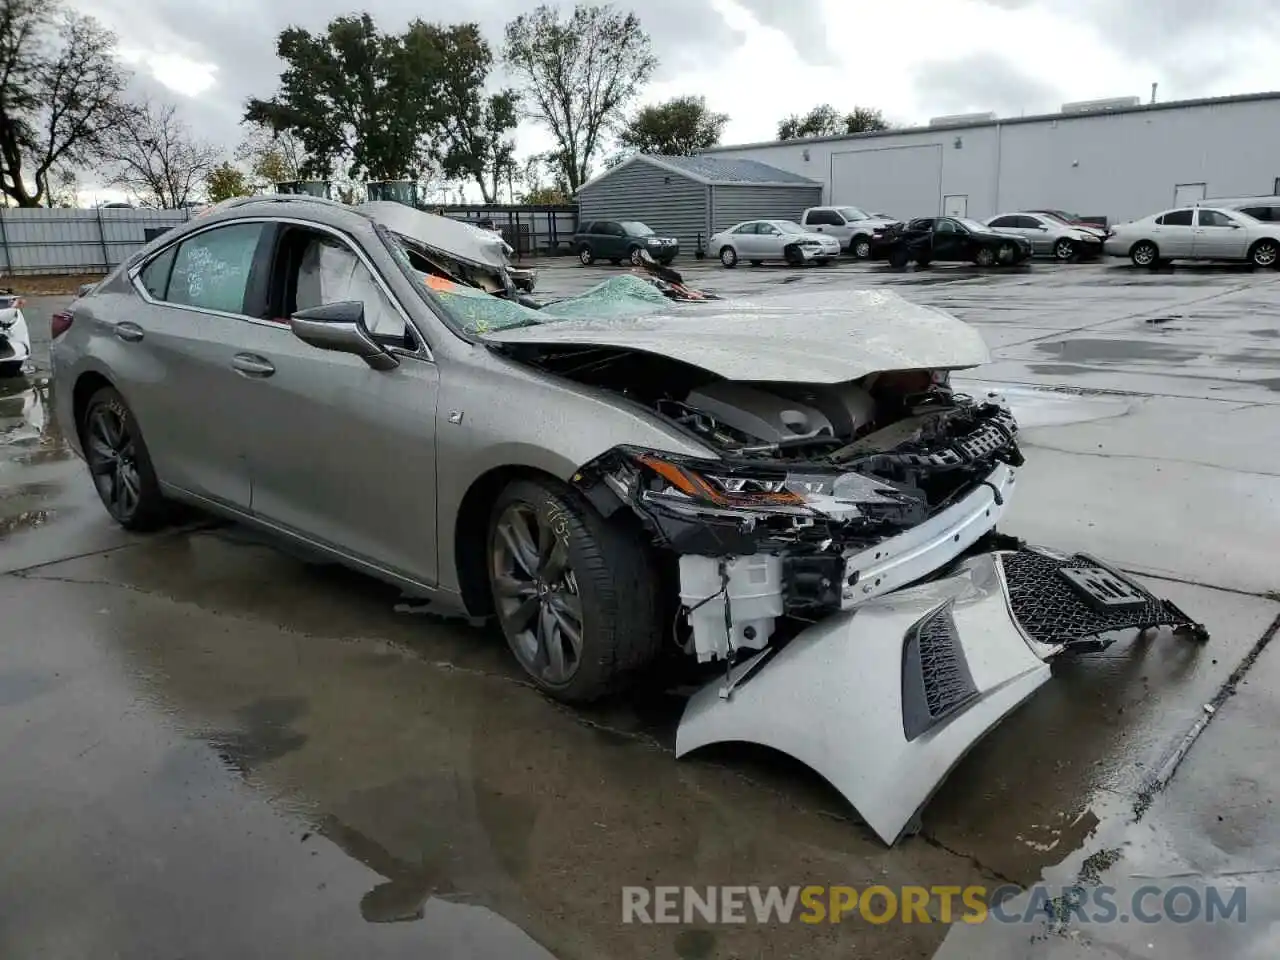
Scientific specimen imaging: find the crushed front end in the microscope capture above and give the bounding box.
[571,373,1207,844]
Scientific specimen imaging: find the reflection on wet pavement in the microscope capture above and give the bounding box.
[2,263,1279,958]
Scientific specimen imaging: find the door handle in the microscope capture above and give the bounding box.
[231,353,275,378]
[114,321,144,342]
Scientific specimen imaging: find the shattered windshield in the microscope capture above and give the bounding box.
[619,221,655,236]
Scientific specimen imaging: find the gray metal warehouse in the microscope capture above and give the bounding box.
[575,155,822,252]
[698,92,1280,225]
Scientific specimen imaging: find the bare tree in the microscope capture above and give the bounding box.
[0,0,132,206]
[234,121,308,189]
[102,100,221,208]
[504,4,657,192]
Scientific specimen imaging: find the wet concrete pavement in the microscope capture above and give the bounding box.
[2,259,1279,958]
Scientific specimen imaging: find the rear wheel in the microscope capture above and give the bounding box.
[974,246,996,267]
[79,385,170,530]
[1129,241,1158,267]
[719,245,738,268]
[1249,239,1279,268]
[578,245,594,266]
[850,235,872,259]
[487,477,662,702]
[1053,238,1076,262]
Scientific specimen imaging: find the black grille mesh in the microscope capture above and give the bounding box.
[999,550,1208,650]
[902,603,979,741]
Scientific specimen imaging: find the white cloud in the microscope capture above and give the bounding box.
[117,48,219,98]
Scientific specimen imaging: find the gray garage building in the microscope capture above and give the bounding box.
[698,91,1280,225]
[576,154,823,253]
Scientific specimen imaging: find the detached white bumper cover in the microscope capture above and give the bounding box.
[676,548,1207,845]
[677,552,1047,845]
[0,309,30,368]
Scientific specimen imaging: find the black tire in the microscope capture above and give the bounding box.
[0,360,25,378]
[887,247,910,268]
[79,385,170,531]
[578,245,594,266]
[1248,239,1279,269]
[974,246,996,267]
[487,477,662,703]
[628,246,644,266]
[749,259,763,266]
[783,244,804,267]
[850,235,872,259]
[1129,241,1158,268]
[1053,238,1076,262]
[719,245,738,268]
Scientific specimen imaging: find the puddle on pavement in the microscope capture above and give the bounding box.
[0,379,67,457]
[1037,338,1202,365]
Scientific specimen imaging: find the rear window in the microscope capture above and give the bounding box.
[1240,206,1277,222]
[804,209,843,226]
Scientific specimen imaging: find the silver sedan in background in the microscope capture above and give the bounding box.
[1104,206,1280,268]
[984,212,1103,261]
[708,219,842,267]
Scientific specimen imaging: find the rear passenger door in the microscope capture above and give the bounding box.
[122,221,272,510]
[1153,209,1195,256]
[600,222,626,260]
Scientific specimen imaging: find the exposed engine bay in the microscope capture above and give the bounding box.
[522,348,1027,665]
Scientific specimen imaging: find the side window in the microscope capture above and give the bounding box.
[1197,209,1235,227]
[807,209,841,226]
[1241,206,1274,222]
[578,221,595,235]
[989,216,1016,228]
[1016,216,1043,229]
[167,223,264,314]
[293,235,406,340]
[935,220,956,234]
[139,246,177,300]
[1160,209,1193,226]
[733,222,758,234]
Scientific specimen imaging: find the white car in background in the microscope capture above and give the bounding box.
[984,212,1104,261]
[1103,206,1280,268]
[0,292,30,377]
[800,206,901,258]
[709,219,842,267]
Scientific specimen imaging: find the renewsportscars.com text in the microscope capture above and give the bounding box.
[621,884,1247,925]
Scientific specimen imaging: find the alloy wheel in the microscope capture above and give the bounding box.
[1055,239,1075,261]
[854,239,871,259]
[1254,242,1278,267]
[85,403,142,521]
[491,503,584,685]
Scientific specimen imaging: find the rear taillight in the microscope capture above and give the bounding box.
[51,311,73,338]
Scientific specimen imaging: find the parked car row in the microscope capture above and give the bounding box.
[572,197,1280,273]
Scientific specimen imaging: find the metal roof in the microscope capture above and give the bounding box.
[700,90,1280,154]
[577,154,820,193]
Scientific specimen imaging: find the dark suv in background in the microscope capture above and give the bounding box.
[573,220,678,266]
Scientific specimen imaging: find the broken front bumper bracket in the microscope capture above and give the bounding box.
[675,548,1209,845]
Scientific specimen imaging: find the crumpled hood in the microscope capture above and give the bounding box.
[483,287,990,383]
[357,201,510,270]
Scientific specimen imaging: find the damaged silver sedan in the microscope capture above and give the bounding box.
[50,197,1207,845]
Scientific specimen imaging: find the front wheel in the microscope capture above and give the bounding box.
[974,246,996,267]
[578,245,594,266]
[488,477,662,702]
[1130,241,1158,268]
[1053,238,1076,262]
[0,360,25,378]
[1249,239,1279,268]
[79,385,170,530]
[719,245,738,268]
[887,247,910,268]
[783,245,805,267]
[850,235,872,259]
[628,246,645,266]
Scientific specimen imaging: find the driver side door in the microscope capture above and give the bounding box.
[756,223,785,258]
[931,219,966,259]
[226,222,442,585]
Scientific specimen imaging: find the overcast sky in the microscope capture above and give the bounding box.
[69,0,1280,201]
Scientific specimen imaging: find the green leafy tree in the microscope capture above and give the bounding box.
[777,104,888,140]
[246,13,427,181]
[617,95,728,156]
[504,4,657,192]
[205,161,251,203]
[0,0,132,206]
[404,22,518,203]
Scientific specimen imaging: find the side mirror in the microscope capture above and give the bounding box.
[290,301,399,371]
